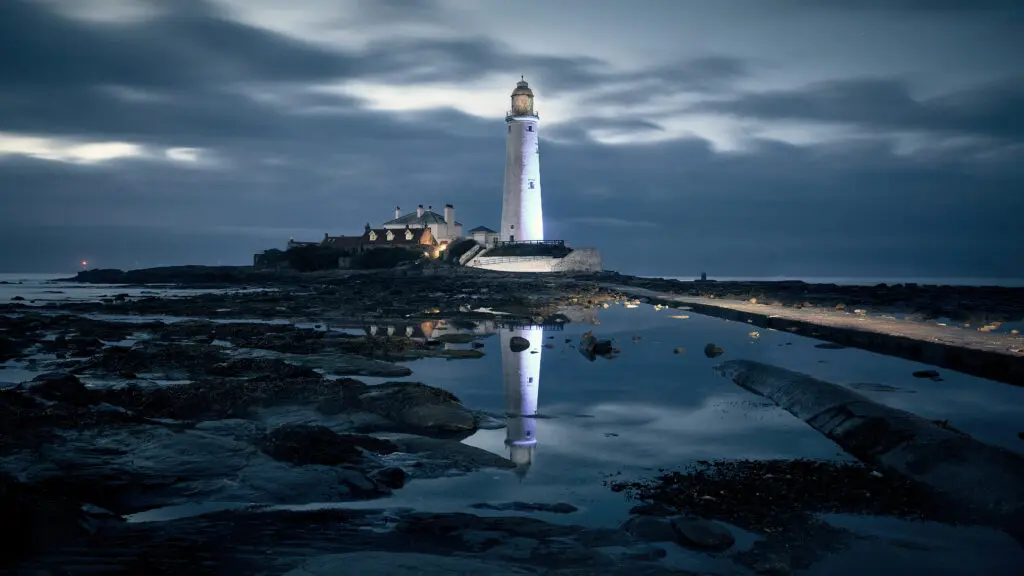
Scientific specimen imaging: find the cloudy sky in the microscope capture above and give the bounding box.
[1,0,1022,277]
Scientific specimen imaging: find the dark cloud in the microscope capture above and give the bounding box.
[689,77,1024,141]
[1,0,1022,278]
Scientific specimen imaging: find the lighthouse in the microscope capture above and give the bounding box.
[499,325,543,478]
[500,77,544,243]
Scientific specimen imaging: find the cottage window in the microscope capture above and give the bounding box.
[386,230,394,241]
[405,230,413,240]
[369,231,377,241]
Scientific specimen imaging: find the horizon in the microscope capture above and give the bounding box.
[4,270,1024,289]
[2,1,1022,276]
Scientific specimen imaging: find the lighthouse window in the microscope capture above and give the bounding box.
[529,182,535,189]
[508,125,511,133]
[527,125,534,132]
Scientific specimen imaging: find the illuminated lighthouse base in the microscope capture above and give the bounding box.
[500,326,543,476]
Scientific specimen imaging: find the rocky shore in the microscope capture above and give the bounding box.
[1,265,638,573]
[3,265,1023,573]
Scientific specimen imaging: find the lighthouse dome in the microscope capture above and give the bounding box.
[512,79,534,97]
[509,77,536,117]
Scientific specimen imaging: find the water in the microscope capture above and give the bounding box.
[5,282,1023,573]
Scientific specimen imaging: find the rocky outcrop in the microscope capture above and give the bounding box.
[259,424,399,466]
[352,382,478,437]
[6,507,690,575]
[715,360,1024,543]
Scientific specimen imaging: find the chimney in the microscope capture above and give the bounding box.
[444,204,454,225]
[417,205,424,218]
[428,205,433,212]
[395,205,401,219]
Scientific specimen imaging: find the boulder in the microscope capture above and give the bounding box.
[670,517,735,551]
[620,516,677,542]
[355,382,477,435]
[704,343,724,358]
[260,424,398,466]
[508,336,531,353]
[369,466,407,489]
[28,372,95,406]
[578,331,615,361]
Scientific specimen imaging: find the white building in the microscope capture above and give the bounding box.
[468,225,499,247]
[499,325,543,478]
[382,204,463,244]
[500,78,544,243]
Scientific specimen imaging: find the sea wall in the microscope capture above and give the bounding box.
[467,248,602,273]
[715,359,1024,542]
[468,255,560,273]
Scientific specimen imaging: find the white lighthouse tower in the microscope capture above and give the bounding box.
[500,77,544,243]
[499,325,544,478]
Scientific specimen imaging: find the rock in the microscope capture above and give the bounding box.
[670,517,735,551]
[673,347,684,354]
[11,295,24,301]
[704,343,724,358]
[509,336,531,353]
[282,551,537,576]
[355,382,477,435]
[208,358,321,379]
[260,424,397,466]
[621,516,678,542]
[469,501,578,514]
[912,369,942,381]
[396,404,476,434]
[369,466,406,489]
[28,372,95,406]
[578,331,615,361]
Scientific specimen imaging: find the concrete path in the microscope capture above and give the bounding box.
[602,283,1024,387]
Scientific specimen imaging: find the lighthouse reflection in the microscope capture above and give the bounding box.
[499,324,546,479]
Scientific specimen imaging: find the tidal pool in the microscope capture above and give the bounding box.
[8,296,1023,574]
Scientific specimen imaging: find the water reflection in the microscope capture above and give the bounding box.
[500,325,544,478]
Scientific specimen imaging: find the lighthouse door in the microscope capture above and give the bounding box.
[510,235,515,242]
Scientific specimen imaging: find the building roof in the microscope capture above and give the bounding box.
[383,209,448,227]
[363,227,432,245]
[469,226,497,233]
[322,235,362,249]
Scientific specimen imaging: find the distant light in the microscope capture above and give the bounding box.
[81,260,88,267]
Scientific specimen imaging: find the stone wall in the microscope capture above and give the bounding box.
[552,248,602,273]
[469,255,560,273]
